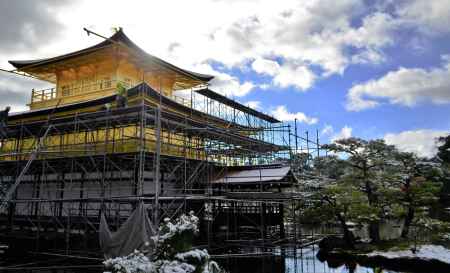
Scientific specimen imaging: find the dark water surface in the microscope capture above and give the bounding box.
[0,245,411,273]
[216,245,409,273]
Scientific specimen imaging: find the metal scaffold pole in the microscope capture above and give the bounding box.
[294,118,298,154]
[154,105,161,226]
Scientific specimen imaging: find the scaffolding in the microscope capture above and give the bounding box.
[0,81,325,264]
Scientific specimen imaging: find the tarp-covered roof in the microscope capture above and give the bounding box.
[194,88,280,123]
[212,164,295,185]
[9,29,214,83]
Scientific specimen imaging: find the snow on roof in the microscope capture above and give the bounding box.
[212,166,293,184]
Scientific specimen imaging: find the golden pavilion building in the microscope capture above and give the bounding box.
[0,29,297,255]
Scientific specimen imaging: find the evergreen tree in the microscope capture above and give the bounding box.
[323,138,397,243]
[437,135,450,165]
[314,138,445,246]
[389,152,443,238]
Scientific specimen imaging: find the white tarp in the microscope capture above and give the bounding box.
[212,166,291,184]
[99,202,156,258]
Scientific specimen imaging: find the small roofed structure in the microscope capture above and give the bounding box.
[212,164,297,188]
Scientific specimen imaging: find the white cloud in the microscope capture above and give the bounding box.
[244,100,261,109]
[2,0,450,112]
[92,0,401,88]
[321,124,334,136]
[346,56,450,111]
[252,58,316,90]
[270,105,318,124]
[193,64,255,97]
[258,83,271,90]
[395,0,450,35]
[331,125,352,142]
[384,129,448,158]
[251,58,280,76]
[273,63,316,90]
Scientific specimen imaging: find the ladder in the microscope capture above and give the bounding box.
[1,99,61,210]
[1,124,53,209]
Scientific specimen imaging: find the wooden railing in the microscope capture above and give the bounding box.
[31,87,57,103]
[30,80,133,104]
[169,93,191,107]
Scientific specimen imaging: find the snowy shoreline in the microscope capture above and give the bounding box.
[367,244,450,265]
[321,244,450,272]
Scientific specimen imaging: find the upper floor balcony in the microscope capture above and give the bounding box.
[29,79,132,109]
[29,80,277,130]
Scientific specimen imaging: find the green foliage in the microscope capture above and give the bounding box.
[437,135,450,165]
[310,179,378,225]
[312,155,347,179]
[116,82,127,96]
[153,213,199,260]
[314,137,446,243]
[291,152,311,173]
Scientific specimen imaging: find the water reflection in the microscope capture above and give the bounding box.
[217,245,408,273]
[0,245,410,273]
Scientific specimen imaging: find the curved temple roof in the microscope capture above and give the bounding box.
[9,29,214,83]
[8,29,278,124]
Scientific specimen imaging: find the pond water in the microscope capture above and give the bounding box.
[216,245,410,273]
[0,245,412,273]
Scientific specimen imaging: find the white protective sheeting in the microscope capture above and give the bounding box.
[212,166,291,184]
[100,202,156,258]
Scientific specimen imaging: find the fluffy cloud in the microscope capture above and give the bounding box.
[0,1,72,54]
[251,58,280,76]
[270,105,318,124]
[210,76,255,98]
[2,0,450,112]
[244,100,261,109]
[192,64,255,97]
[151,0,408,90]
[384,129,448,158]
[395,0,450,35]
[252,58,316,90]
[321,124,334,136]
[346,56,450,111]
[331,125,352,142]
[274,63,316,90]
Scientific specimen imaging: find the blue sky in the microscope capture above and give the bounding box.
[0,0,449,157]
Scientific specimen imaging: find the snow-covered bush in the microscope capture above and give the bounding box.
[104,250,156,273]
[156,260,195,273]
[153,212,199,259]
[103,212,225,273]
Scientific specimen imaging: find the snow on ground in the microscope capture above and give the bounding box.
[103,213,223,273]
[368,245,450,264]
[175,249,209,263]
[103,250,156,273]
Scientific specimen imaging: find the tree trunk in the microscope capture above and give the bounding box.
[363,167,381,243]
[401,178,413,238]
[401,206,414,238]
[337,213,355,249]
[369,221,380,243]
